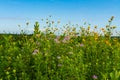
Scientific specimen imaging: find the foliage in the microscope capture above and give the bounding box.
[0,16,120,80]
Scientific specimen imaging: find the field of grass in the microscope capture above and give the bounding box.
[0,17,120,80]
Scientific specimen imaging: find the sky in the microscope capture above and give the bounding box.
[0,0,120,34]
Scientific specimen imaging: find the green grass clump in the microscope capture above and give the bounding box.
[0,16,120,80]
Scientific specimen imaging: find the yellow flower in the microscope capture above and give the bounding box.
[94,37,98,41]
[105,40,109,44]
[105,40,111,46]
[94,32,99,37]
[82,38,85,42]
[113,38,117,42]
[109,43,111,46]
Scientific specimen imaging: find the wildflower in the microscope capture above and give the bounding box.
[62,39,67,43]
[36,34,41,38]
[57,64,62,67]
[105,40,111,46]
[94,32,98,36]
[109,43,111,46]
[68,52,73,54]
[33,49,39,55]
[64,36,70,40]
[101,28,104,31]
[113,38,117,42]
[94,37,98,41]
[36,41,40,46]
[62,36,70,43]
[54,38,60,43]
[54,36,60,43]
[57,56,61,59]
[80,43,84,47]
[105,40,109,44]
[82,38,85,42]
[92,75,98,79]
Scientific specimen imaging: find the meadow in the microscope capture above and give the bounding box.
[0,16,120,80]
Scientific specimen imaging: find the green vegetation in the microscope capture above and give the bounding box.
[0,16,120,80]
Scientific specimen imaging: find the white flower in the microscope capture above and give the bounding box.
[57,64,62,67]
[57,56,61,59]
[32,49,39,55]
[68,52,73,54]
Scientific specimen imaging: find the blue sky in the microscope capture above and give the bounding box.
[0,0,120,34]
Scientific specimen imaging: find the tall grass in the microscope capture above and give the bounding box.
[0,16,120,80]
